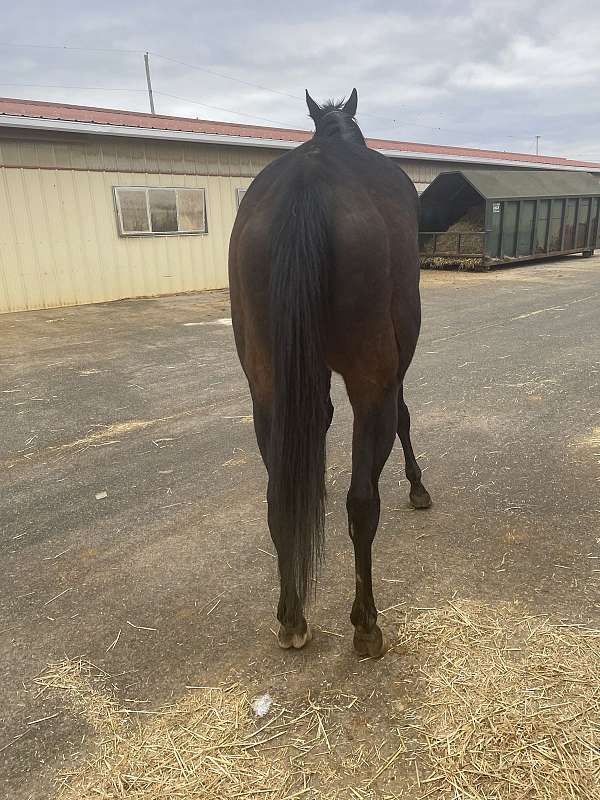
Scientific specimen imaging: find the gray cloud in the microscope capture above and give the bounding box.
[1,0,599,160]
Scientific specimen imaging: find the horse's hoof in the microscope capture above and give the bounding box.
[410,485,432,509]
[353,626,387,658]
[277,623,312,650]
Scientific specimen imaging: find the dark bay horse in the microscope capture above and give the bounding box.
[229,89,431,658]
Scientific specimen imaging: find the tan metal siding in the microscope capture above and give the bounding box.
[1,130,530,313]
[0,132,280,177]
[0,165,256,312]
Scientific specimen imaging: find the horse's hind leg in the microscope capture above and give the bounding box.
[251,397,311,650]
[346,380,398,658]
[267,481,312,649]
[397,385,432,509]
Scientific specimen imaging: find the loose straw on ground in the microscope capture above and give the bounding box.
[31,599,600,799]
[396,601,600,800]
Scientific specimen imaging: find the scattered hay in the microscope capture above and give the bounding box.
[35,662,295,799]
[575,426,600,448]
[33,660,394,800]
[397,601,600,799]
[33,658,122,738]
[421,255,485,270]
[32,602,600,799]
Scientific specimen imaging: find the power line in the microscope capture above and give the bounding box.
[0,40,541,146]
[153,90,298,127]
[0,42,486,132]
[138,50,541,142]
[150,51,447,131]
[150,52,301,102]
[0,42,141,55]
[0,82,148,93]
[0,82,300,128]
[0,81,536,150]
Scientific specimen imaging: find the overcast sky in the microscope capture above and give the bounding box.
[1,0,599,160]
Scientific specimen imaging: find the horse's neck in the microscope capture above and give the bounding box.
[316,117,366,147]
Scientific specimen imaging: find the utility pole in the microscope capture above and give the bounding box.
[535,135,540,156]
[144,52,155,114]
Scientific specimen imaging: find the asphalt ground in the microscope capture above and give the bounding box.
[1,254,599,798]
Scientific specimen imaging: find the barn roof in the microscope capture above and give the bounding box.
[1,97,600,173]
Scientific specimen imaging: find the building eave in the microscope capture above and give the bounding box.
[0,114,598,173]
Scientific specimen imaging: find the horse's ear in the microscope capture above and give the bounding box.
[305,90,322,122]
[342,88,358,117]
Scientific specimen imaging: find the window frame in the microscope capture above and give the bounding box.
[236,187,247,209]
[113,186,208,237]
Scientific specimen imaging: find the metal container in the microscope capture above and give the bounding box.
[419,169,600,269]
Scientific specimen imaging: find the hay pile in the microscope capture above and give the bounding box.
[449,205,485,230]
[34,662,294,800]
[32,602,600,799]
[421,204,485,269]
[397,602,600,799]
[33,660,390,800]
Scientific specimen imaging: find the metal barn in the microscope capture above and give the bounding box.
[419,170,600,269]
[2,98,600,312]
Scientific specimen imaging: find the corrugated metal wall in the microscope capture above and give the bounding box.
[0,129,517,313]
[0,133,281,313]
[0,131,278,176]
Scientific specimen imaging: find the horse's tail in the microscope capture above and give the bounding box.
[269,176,330,607]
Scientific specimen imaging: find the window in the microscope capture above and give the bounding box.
[236,188,247,209]
[114,186,207,236]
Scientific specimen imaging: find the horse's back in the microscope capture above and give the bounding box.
[303,142,421,379]
[229,139,421,383]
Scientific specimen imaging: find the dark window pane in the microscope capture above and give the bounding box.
[149,189,178,233]
[563,199,577,249]
[534,200,550,254]
[548,199,564,251]
[177,189,206,232]
[516,200,535,256]
[576,199,590,248]
[118,189,149,233]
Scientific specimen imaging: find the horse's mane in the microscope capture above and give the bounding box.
[320,98,351,116]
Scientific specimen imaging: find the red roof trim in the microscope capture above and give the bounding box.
[1,96,600,170]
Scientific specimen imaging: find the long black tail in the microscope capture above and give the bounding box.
[269,177,330,607]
